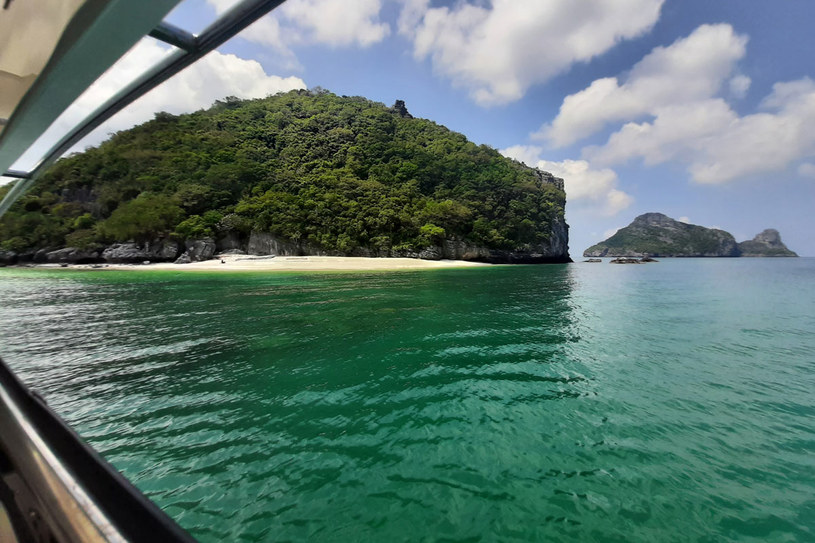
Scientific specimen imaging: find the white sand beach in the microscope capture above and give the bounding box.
[55,254,494,272]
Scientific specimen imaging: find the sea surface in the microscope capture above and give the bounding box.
[1,259,814,542]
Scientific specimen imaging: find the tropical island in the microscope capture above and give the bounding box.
[584,213,797,257]
[0,90,570,266]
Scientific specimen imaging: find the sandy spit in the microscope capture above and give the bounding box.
[32,255,495,272]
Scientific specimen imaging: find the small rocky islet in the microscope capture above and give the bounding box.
[584,213,797,258]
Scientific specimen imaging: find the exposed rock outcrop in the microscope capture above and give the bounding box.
[247,232,331,257]
[45,247,103,264]
[102,240,180,263]
[0,250,18,266]
[390,100,413,119]
[737,229,798,257]
[241,224,571,264]
[174,238,216,264]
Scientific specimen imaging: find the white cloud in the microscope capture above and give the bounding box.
[207,0,389,54]
[500,145,633,216]
[541,22,815,185]
[402,0,664,106]
[798,162,815,178]
[729,74,751,99]
[397,0,430,36]
[281,0,389,47]
[678,216,690,223]
[587,78,815,184]
[539,24,747,147]
[11,39,306,170]
[585,98,737,167]
[603,227,621,239]
[207,0,286,47]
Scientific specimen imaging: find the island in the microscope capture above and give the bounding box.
[0,90,570,266]
[737,229,798,257]
[584,213,797,257]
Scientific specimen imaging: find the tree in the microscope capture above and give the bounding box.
[97,193,184,243]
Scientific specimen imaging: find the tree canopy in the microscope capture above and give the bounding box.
[0,90,565,255]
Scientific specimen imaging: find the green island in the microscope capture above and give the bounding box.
[0,90,569,265]
[584,213,797,257]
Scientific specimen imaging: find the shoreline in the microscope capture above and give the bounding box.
[11,254,496,273]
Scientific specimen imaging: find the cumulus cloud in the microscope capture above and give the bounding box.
[798,162,815,178]
[207,0,389,55]
[12,38,306,169]
[500,145,633,216]
[281,0,389,47]
[207,0,288,49]
[401,0,664,106]
[729,74,751,99]
[586,78,815,184]
[539,24,748,147]
[537,22,815,185]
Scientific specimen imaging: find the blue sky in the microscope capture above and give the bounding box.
[13,0,815,256]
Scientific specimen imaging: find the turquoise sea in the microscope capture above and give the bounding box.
[1,259,814,542]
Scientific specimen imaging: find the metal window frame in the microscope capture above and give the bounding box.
[0,0,288,218]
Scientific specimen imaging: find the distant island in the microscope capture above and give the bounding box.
[0,90,570,266]
[584,213,797,257]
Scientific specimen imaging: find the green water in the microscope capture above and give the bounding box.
[1,259,814,542]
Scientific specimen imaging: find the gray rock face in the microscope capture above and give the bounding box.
[102,240,180,263]
[390,100,413,119]
[243,227,571,263]
[186,239,216,260]
[45,247,103,264]
[174,239,217,264]
[534,168,565,192]
[174,253,193,264]
[0,250,17,265]
[157,240,180,260]
[737,229,798,257]
[247,232,330,257]
[216,232,243,252]
[103,244,149,262]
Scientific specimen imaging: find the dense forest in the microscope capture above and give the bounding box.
[0,90,567,261]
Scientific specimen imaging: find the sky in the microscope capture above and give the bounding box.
[8,0,815,256]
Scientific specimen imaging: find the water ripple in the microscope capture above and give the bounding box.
[0,261,814,542]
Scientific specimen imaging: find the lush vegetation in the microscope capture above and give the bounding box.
[0,90,565,255]
[584,213,739,257]
[737,240,797,257]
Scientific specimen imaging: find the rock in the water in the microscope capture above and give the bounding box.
[737,229,797,257]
